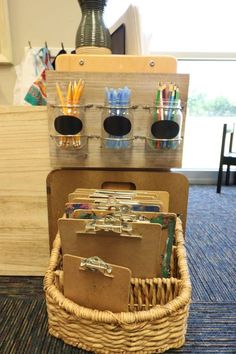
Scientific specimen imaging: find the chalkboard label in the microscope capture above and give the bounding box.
[104,116,131,136]
[151,120,180,139]
[54,115,83,135]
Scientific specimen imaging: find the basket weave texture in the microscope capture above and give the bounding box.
[44,218,191,354]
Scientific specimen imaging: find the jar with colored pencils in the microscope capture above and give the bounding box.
[50,80,88,149]
[101,87,134,150]
[146,83,183,150]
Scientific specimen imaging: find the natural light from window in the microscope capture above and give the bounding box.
[105,0,236,53]
[104,0,236,170]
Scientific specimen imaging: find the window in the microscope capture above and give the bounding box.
[105,0,236,170]
[178,60,236,169]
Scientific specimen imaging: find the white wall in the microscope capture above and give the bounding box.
[0,0,81,104]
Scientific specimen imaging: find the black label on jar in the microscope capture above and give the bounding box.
[103,116,131,136]
[151,120,180,139]
[54,115,83,135]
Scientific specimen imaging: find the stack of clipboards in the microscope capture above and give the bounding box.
[58,188,177,312]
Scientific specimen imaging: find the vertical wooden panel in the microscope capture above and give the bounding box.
[0,106,51,275]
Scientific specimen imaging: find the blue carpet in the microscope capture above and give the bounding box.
[186,186,236,303]
[0,185,236,353]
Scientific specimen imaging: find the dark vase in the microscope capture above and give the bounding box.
[76,0,111,54]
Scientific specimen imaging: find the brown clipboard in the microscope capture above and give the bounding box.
[63,254,131,312]
[63,210,175,274]
[59,218,163,278]
[65,199,164,214]
[68,189,169,212]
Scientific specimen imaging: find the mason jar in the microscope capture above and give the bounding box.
[146,101,183,150]
[101,105,134,149]
[50,104,87,149]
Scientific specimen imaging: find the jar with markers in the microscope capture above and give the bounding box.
[101,86,134,149]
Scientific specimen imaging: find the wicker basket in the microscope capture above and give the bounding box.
[44,218,191,354]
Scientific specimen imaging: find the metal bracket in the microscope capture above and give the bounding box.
[76,212,143,239]
[96,104,139,110]
[85,215,133,235]
[80,256,113,277]
[50,103,93,110]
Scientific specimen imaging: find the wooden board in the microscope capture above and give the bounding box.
[47,169,189,250]
[59,218,162,278]
[56,54,177,73]
[46,71,189,169]
[0,106,51,275]
[64,254,131,312]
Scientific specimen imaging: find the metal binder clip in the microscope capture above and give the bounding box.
[85,215,134,235]
[80,256,113,277]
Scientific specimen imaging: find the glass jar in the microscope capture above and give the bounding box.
[101,105,134,149]
[50,104,87,149]
[146,101,183,150]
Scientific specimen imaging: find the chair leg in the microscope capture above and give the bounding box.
[217,164,223,193]
[226,165,230,185]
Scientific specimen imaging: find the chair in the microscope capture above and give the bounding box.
[216,123,236,193]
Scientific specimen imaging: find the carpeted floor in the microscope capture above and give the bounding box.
[0,185,236,354]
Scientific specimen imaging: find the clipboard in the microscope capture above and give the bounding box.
[65,199,164,216]
[68,189,169,211]
[59,218,162,278]
[63,254,131,312]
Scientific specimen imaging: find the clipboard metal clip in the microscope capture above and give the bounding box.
[80,256,113,277]
[81,215,143,239]
[85,215,133,235]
